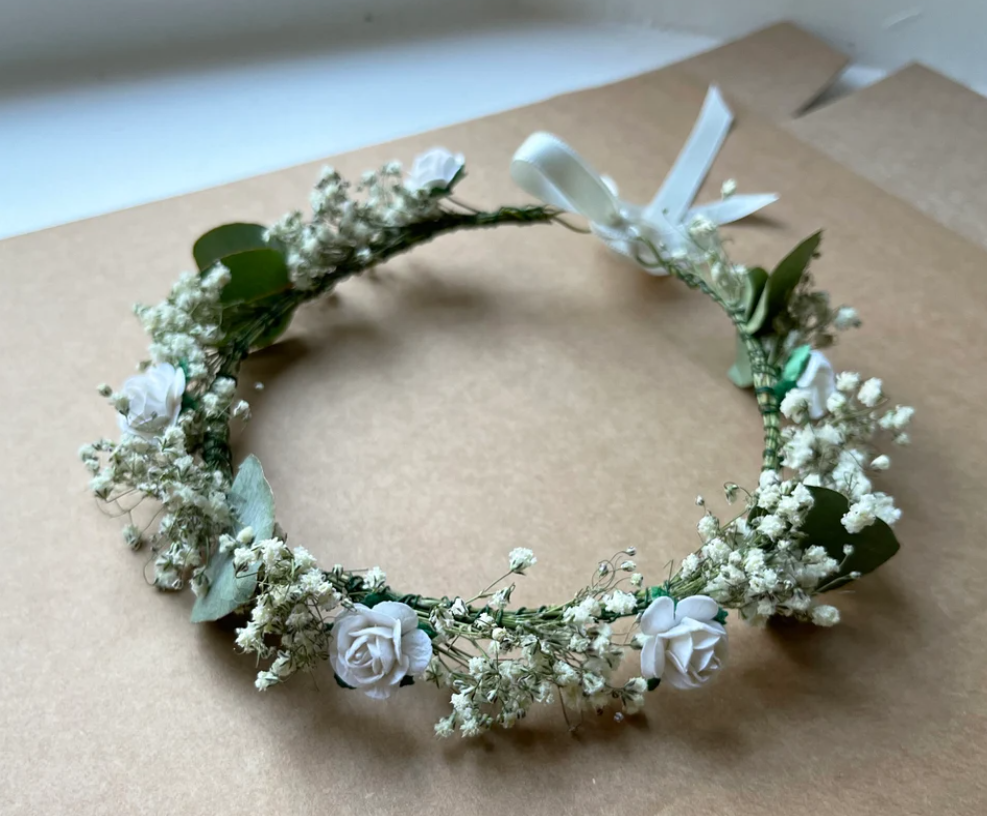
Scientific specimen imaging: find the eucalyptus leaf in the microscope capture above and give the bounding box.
[193,222,292,309]
[802,486,900,590]
[215,248,291,307]
[220,295,297,350]
[191,454,276,623]
[727,335,754,389]
[742,266,768,321]
[193,223,274,271]
[746,232,822,336]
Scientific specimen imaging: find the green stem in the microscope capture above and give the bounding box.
[210,210,781,627]
[200,204,559,474]
[669,268,781,471]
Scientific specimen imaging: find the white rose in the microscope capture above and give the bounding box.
[406,147,465,192]
[330,601,433,699]
[796,350,836,420]
[639,595,727,689]
[117,363,185,439]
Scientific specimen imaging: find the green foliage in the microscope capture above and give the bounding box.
[773,344,813,401]
[646,585,671,602]
[361,592,387,608]
[334,673,354,689]
[727,334,754,389]
[214,249,292,307]
[745,232,822,336]
[193,223,276,271]
[646,677,661,692]
[193,222,295,348]
[191,455,275,623]
[742,266,769,321]
[803,486,900,590]
[417,620,438,639]
[713,608,728,625]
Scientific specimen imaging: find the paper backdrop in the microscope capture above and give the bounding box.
[1,42,985,816]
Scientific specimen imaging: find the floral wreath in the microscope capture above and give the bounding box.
[81,93,913,738]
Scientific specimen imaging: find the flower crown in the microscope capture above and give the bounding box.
[81,89,912,738]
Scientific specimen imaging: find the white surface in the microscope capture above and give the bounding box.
[0,21,722,239]
[521,1,987,96]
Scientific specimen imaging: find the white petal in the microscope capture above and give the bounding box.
[693,647,716,673]
[675,595,719,623]
[371,601,419,633]
[689,622,725,650]
[797,351,836,420]
[640,596,675,634]
[664,669,700,690]
[667,633,694,670]
[402,628,433,675]
[640,635,664,680]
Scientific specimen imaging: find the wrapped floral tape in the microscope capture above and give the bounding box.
[80,90,912,738]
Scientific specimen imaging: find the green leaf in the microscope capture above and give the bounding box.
[193,223,273,271]
[215,248,291,307]
[220,295,297,350]
[742,266,769,321]
[193,222,292,308]
[399,675,415,687]
[773,344,812,401]
[361,592,387,608]
[646,585,671,602]
[334,673,355,690]
[802,486,900,591]
[417,620,438,639]
[746,231,822,335]
[727,335,754,389]
[646,677,661,692]
[713,608,728,625]
[191,455,275,623]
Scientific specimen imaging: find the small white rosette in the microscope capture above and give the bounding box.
[329,601,433,699]
[406,147,465,192]
[117,362,185,439]
[639,595,727,689]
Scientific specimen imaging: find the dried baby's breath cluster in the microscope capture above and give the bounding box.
[81,147,912,739]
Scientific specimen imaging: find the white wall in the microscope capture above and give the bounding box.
[518,0,987,93]
[2,1,984,92]
[0,1,503,80]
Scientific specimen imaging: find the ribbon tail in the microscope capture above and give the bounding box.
[645,86,733,225]
[687,194,779,226]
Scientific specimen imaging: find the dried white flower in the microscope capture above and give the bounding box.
[836,371,860,393]
[603,590,638,616]
[857,378,884,408]
[508,547,537,573]
[810,604,841,627]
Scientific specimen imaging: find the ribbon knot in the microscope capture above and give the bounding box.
[509,86,777,273]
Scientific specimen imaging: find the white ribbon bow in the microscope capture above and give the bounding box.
[510,86,777,273]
